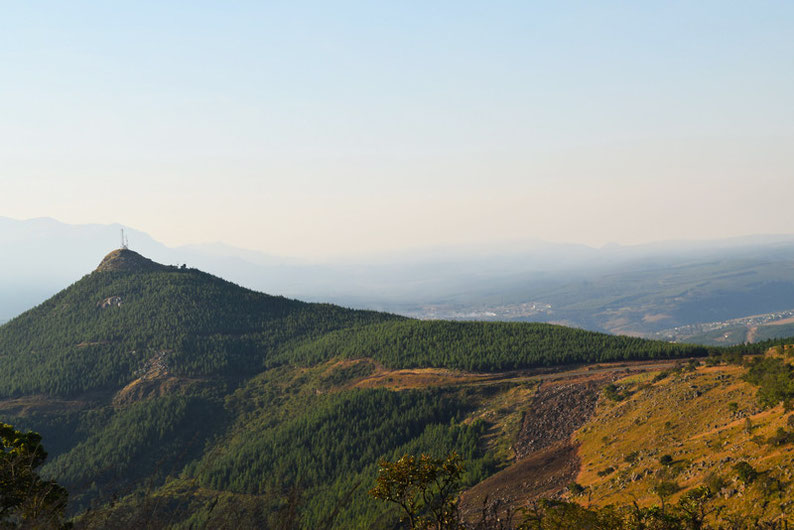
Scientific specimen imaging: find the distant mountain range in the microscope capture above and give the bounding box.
[3,216,794,343]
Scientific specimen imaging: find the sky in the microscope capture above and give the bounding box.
[1,1,792,258]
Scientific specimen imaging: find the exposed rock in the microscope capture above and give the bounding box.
[95,249,170,273]
[113,375,185,407]
[514,377,619,458]
[98,296,123,308]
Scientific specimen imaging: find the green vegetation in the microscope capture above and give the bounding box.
[743,356,794,408]
[2,252,794,527]
[47,395,224,509]
[0,259,739,400]
[0,423,69,528]
[0,266,396,397]
[184,376,498,528]
[603,383,629,402]
[286,320,713,372]
[369,452,464,529]
[733,461,758,484]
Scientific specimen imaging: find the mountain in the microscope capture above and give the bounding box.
[5,217,794,345]
[1,248,759,528]
[0,248,395,397]
[0,216,307,322]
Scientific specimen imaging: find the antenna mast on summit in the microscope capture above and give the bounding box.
[121,228,129,250]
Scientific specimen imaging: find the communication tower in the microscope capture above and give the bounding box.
[121,228,129,250]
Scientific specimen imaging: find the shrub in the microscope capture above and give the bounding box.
[759,474,784,496]
[705,472,726,494]
[767,427,794,446]
[733,461,758,484]
[744,418,753,434]
[652,480,681,501]
[624,451,639,464]
[597,467,615,477]
[652,370,671,383]
[603,384,625,402]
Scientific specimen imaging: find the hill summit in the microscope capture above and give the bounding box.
[94,248,169,273]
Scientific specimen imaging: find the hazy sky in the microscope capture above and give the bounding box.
[2,1,792,258]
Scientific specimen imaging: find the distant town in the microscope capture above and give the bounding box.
[652,308,794,343]
[406,301,553,321]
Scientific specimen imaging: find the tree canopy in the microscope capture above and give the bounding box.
[0,423,68,528]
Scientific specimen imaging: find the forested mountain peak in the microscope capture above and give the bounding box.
[94,248,169,273]
[0,253,395,397]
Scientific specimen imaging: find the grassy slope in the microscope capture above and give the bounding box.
[573,357,794,522]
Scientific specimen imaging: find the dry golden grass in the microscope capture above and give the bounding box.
[353,367,493,390]
[573,361,794,522]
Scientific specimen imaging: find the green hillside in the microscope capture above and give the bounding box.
[0,249,786,528]
[282,320,712,371]
[0,249,396,397]
[0,249,721,399]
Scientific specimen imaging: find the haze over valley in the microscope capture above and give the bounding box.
[4,216,794,345]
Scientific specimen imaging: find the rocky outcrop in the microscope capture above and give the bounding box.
[460,371,629,523]
[95,249,170,273]
[514,379,608,458]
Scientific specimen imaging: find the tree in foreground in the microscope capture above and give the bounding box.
[370,452,739,529]
[0,423,69,528]
[369,452,465,529]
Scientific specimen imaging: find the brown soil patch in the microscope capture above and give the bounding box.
[0,394,101,416]
[76,340,112,348]
[112,375,205,407]
[95,248,169,272]
[353,368,493,390]
[353,359,690,392]
[643,313,673,323]
[767,316,794,326]
[460,442,580,522]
